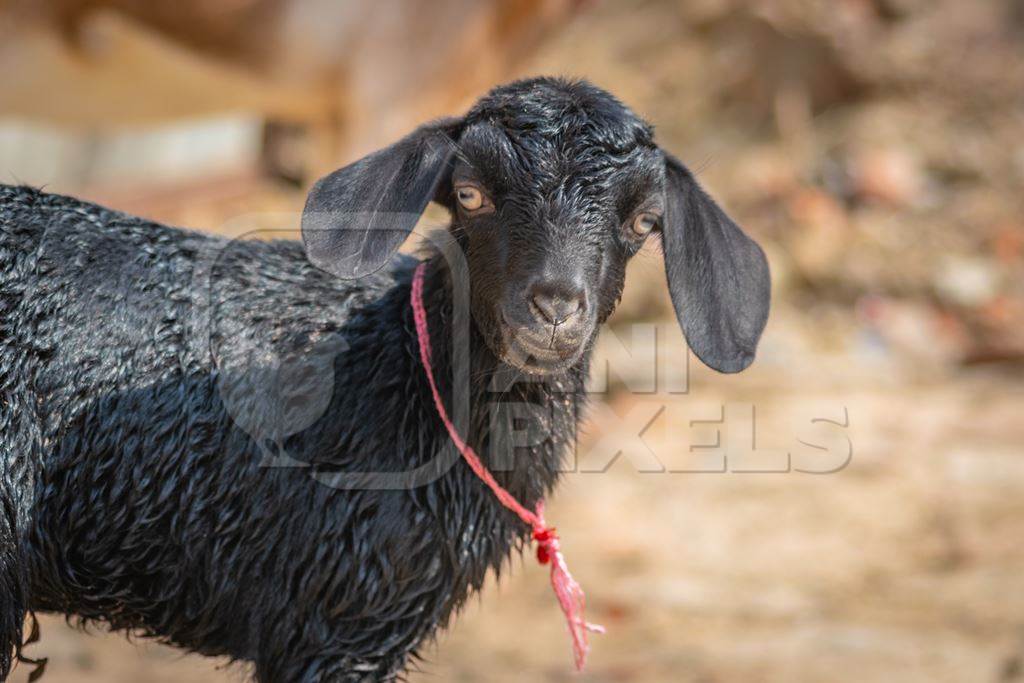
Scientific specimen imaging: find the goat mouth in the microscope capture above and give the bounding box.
[498,312,587,375]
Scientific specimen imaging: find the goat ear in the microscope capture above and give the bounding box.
[661,154,771,373]
[301,118,462,278]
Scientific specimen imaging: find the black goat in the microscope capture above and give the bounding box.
[0,77,770,681]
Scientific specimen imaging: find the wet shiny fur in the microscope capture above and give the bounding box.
[1,183,581,681]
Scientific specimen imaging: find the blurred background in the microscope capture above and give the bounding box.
[2,0,1024,681]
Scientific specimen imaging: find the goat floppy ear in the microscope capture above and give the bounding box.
[661,154,771,373]
[302,118,462,278]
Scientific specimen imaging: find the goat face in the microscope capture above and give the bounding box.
[440,81,663,374]
[301,77,771,375]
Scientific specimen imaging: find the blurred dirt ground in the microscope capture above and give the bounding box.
[6,0,1024,681]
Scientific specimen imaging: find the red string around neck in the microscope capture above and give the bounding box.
[410,262,604,671]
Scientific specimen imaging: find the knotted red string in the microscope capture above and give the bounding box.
[410,262,604,671]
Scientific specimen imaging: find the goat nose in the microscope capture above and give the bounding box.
[530,281,585,325]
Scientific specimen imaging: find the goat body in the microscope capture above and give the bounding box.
[0,185,574,681]
[1,77,771,682]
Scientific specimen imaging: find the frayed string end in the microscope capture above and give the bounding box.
[533,503,605,671]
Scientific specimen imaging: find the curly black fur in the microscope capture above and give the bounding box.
[0,78,769,682]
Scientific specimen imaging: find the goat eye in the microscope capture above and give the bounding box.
[632,212,658,237]
[455,186,484,211]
